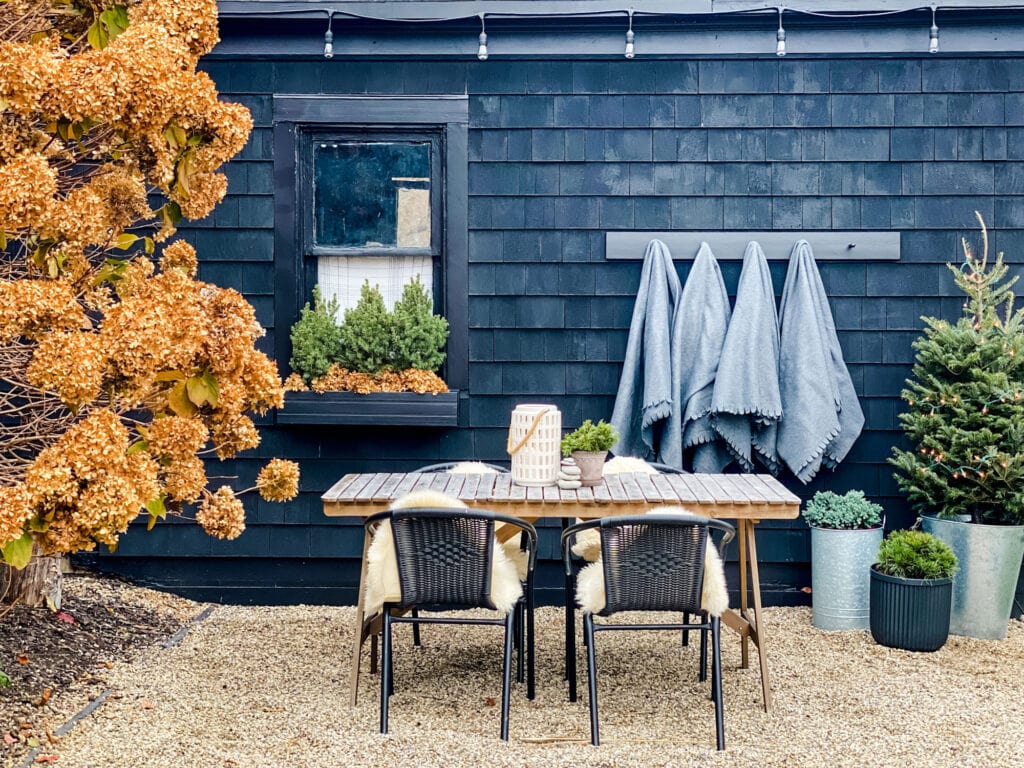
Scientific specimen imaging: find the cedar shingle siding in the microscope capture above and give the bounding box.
[83,26,1024,605]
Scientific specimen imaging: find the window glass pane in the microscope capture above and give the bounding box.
[318,255,433,313]
[313,141,431,249]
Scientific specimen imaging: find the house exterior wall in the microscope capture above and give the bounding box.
[82,17,1024,605]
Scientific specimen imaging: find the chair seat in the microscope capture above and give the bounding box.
[574,543,729,616]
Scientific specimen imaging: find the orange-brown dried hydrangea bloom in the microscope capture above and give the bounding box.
[257,459,300,503]
[196,486,245,540]
[0,1,296,560]
[0,484,33,545]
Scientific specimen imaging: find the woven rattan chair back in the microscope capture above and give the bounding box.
[600,517,708,615]
[390,509,496,609]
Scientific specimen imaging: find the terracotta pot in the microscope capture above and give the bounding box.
[571,450,607,487]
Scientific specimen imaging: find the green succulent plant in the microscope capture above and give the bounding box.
[875,530,957,580]
[802,490,883,530]
[561,419,618,457]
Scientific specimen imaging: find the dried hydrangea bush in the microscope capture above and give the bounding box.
[0,0,299,581]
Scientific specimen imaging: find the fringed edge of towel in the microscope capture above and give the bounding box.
[711,404,783,420]
[641,398,674,430]
[712,417,755,473]
[791,424,843,484]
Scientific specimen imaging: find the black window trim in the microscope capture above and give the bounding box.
[273,95,469,392]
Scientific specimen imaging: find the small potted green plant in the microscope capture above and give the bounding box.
[803,490,884,631]
[871,530,957,652]
[561,419,618,487]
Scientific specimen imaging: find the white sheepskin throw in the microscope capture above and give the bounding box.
[571,458,661,561]
[602,456,661,475]
[364,490,523,616]
[574,506,730,617]
[447,461,501,474]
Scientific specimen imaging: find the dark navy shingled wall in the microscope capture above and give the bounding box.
[82,26,1024,604]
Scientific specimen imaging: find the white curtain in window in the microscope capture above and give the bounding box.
[318,255,433,312]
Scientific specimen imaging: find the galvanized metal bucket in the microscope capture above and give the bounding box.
[811,526,883,631]
[921,515,1024,640]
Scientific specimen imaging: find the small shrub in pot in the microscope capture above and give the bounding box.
[561,420,618,487]
[871,530,957,652]
[802,490,883,530]
[803,490,883,631]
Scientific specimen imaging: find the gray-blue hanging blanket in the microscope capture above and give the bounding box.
[609,239,684,467]
[678,242,733,473]
[710,241,783,474]
[777,239,865,483]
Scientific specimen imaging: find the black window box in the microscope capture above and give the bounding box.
[277,390,459,427]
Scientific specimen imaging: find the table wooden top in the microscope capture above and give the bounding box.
[321,472,800,520]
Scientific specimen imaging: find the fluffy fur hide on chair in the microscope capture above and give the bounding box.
[364,490,523,616]
[574,505,730,617]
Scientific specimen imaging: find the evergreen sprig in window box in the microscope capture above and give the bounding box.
[281,278,456,426]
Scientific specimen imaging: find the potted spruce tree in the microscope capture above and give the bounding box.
[803,490,883,631]
[870,530,957,652]
[561,420,618,486]
[890,216,1024,640]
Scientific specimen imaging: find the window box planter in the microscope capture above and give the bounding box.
[276,390,459,427]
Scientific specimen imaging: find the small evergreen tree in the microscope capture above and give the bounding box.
[338,281,393,374]
[391,275,448,372]
[890,215,1024,525]
[289,285,343,382]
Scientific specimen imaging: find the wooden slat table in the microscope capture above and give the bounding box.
[323,471,800,712]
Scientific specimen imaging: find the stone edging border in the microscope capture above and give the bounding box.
[15,605,217,768]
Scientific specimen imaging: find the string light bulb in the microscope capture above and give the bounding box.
[323,10,334,58]
[929,6,940,54]
[477,13,488,60]
[776,7,787,57]
[625,9,635,59]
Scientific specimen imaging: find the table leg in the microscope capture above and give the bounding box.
[743,519,773,713]
[348,527,372,707]
[562,517,577,702]
[737,519,750,670]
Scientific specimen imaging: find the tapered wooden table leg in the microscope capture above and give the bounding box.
[348,529,372,707]
[738,518,750,670]
[743,519,773,713]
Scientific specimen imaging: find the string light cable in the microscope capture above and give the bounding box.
[216,5,1024,58]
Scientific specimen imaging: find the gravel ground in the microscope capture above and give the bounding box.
[1,575,197,767]
[35,602,1024,768]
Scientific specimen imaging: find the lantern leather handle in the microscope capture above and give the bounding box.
[507,407,553,455]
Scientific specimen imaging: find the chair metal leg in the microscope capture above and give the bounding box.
[712,616,725,751]
[699,614,708,683]
[411,608,421,647]
[584,613,600,746]
[682,612,690,647]
[566,565,578,702]
[500,611,515,741]
[514,601,524,684]
[526,572,536,701]
[380,612,392,734]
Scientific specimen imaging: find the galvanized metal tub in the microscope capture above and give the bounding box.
[921,515,1024,640]
[811,526,883,631]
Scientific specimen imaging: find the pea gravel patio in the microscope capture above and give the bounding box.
[40,601,1024,768]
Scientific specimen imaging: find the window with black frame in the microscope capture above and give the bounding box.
[303,131,444,314]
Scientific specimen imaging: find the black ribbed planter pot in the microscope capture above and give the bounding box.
[869,566,953,652]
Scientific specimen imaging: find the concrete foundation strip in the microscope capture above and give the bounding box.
[15,605,217,768]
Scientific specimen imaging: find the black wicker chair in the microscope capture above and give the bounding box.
[561,513,735,750]
[366,507,537,741]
